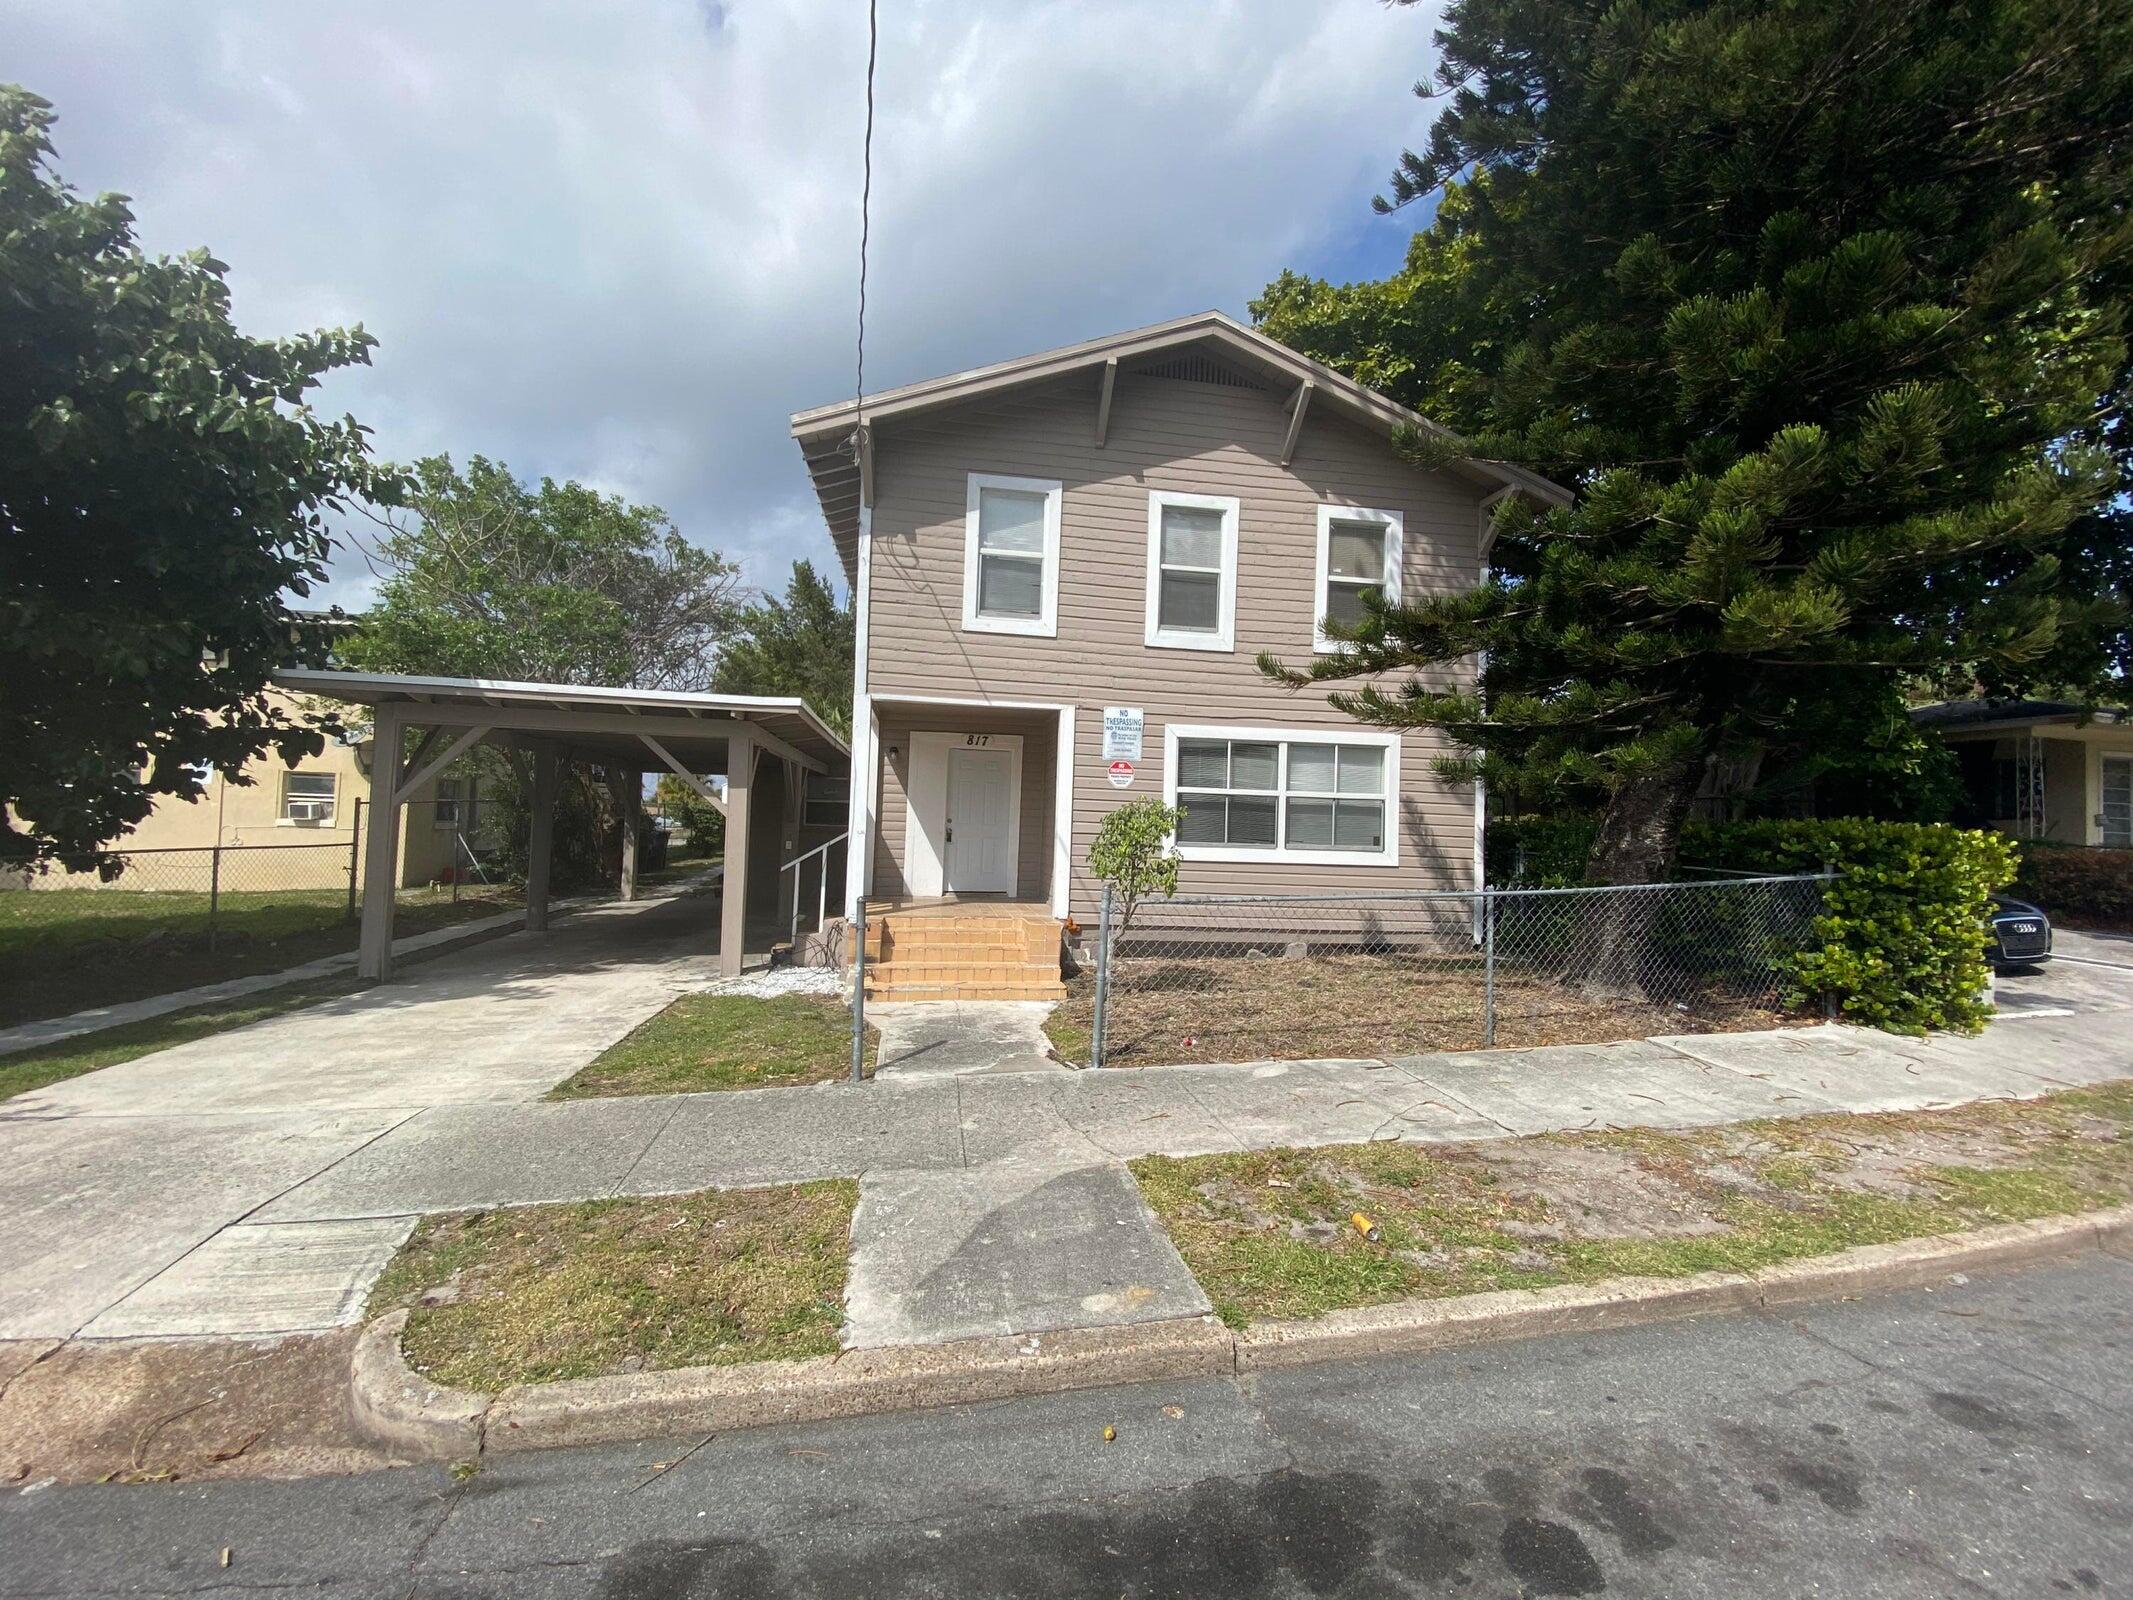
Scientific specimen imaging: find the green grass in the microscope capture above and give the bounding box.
[0,977,363,1102]
[367,1181,859,1391]
[549,993,875,1098]
[1132,1082,2133,1327]
[0,882,520,1027]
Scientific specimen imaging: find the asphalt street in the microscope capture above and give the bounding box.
[6,1249,2129,1598]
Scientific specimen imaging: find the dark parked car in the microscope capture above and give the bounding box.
[1987,894,2053,968]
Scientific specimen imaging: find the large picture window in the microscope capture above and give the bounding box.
[1143,490,1238,651]
[1165,725,1400,866]
[962,473,1062,636]
[1314,504,1403,652]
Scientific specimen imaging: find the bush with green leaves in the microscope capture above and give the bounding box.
[2014,844,2133,932]
[1087,800,1182,936]
[1686,819,2017,1035]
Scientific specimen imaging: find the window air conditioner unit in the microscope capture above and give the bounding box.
[287,800,330,823]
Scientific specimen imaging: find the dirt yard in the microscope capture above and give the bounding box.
[1132,1081,2133,1328]
[1048,952,1785,1067]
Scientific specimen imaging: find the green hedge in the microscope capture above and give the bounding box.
[2014,843,2133,931]
[1486,815,2017,1034]
[1691,820,2016,1034]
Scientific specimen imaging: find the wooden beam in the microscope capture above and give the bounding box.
[719,728,755,979]
[640,734,727,816]
[396,725,443,791]
[399,723,492,800]
[1280,380,1315,467]
[740,718,828,778]
[357,701,407,982]
[1094,356,1117,446]
[524,747,559,932]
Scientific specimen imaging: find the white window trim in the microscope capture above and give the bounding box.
[962,472,1062,637]
[278,770,338,827]
[1162,723,1401,867]
[1314,504,1404,655]
[432,777,465,831]
[1143,490,1238,653]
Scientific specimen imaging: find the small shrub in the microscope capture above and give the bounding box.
[1687,818,2017,1035]
[2014,843,2133,931]
[1088,799,1182,935]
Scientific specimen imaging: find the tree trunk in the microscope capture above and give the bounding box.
[1578,757,1703,1000]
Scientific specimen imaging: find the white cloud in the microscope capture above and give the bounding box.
[6,0,1438,607]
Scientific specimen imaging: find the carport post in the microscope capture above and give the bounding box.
[619,772,641,902]
[525,746,560,933]
[357,702,407,982]
[719,726,755,978]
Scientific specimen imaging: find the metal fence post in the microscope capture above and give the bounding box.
[849,899,867,1085]
[208,843,223,954]
[1091,884,1113,1069]
[1482,886,1497,1048]
[347,797,364,924]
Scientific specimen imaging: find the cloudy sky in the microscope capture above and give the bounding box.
[9,1,1440,607]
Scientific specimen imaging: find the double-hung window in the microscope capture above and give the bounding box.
[1144,491,1238,651]
[281,771,336,825]
[1314,505,1403,652]
[433,777,475,831]
[1166,725,1400,866]
[804,771,850,828]
[963,473,1062,636]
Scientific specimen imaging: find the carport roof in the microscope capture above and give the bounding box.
[273,669,850,771]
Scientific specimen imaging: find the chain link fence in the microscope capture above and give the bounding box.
[0,822,520,1029]
[1075,874,1832,1068]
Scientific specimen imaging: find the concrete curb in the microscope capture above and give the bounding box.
[349,1205,2133,1459]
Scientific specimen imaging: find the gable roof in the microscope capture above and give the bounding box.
[791,310,1572,552]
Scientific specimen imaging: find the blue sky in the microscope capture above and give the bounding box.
[6,1,1441,607]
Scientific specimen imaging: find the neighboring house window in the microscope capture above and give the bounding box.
[433,777,475,831]
[1165,725,1400,866]
[1143,491,1239,651]
[281,771,336,825]
[1314,505,1403,652]
[962,473,1062,636]
[804,771,849,828]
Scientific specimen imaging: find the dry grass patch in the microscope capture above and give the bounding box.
[550,993,875,1097]
[1132,1081,2133,1328]
[367,1181,858,1392]
[1049,953,1781,1067]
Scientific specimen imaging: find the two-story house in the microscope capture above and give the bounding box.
[792,311,1567,999]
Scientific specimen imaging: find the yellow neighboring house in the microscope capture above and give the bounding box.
[14,692,485,893]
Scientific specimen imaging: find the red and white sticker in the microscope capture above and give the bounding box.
[1107,759,1135,789]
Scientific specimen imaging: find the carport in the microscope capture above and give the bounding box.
[272,670,850,982]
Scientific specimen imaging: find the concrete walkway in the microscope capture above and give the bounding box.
[2,903,2127,1354]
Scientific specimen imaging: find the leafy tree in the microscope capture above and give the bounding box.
[654,771,724,859]
[1257,0,2132,881]
[1087,799,1183,936]
[0,86,388,867]
[712,560,854,735]
[345,454,740,690]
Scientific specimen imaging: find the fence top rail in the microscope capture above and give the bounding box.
[1141,873,1834,909]
[20,841,360,861]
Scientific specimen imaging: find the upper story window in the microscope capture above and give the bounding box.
[1144,491,1238,652]
[962,473,1061,636]
[281,770,336,825]
[1315,505,1404,653]
[1165,724,1400,866]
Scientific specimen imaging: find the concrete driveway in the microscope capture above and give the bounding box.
[0,889,724,1341]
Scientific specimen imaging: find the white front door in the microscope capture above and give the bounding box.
[944,745,1015,893]
[2104,756,2133,848]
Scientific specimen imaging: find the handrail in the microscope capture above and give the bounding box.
[780,835,848,945]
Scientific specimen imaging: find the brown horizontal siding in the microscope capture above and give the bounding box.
[871,703,1056,903]
[863,368,1486,917]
